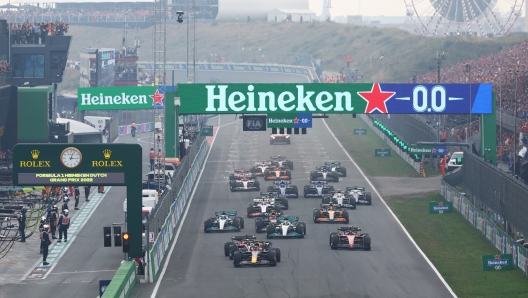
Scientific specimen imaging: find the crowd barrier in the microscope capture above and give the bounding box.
[101,261,137,298]
[440,180,528,275]
[147,139,209,282]
[118,122,151,135]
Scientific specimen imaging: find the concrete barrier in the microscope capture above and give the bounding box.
[101,261,136,298]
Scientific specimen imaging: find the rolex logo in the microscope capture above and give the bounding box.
[103,149,112,159]
[31,150,40,159]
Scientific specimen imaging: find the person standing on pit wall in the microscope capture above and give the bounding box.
[149,148,155,171]
[50,206,58,239]
[57,210,70,243]
[84,186,91,202]
[73,186,80,210]
[17,207,27,242]
[39,216,48,254]
[41,224,51,265]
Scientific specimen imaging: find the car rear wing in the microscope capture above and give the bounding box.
[324,162,341,166]
[272,181,290,186]
[346,186,365,191]
[279,216,299,221]
[215,211,237,216]
[232,235,257,241]
[310,181,327,186]
[338,226,361,232]
[233,169,252,173]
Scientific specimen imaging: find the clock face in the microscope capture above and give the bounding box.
[60,147,82,169]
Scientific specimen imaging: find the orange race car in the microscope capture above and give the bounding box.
[263,167,292,181]
[313,203,349,223]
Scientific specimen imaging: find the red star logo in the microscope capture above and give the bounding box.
[438,201,443,206]
[495,254,500,259]
[150,90,165,107]
[357,83,395,114]
[432,148,437,153]
[294,118,299,124]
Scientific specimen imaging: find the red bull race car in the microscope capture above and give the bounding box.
[329,226,371,250]
[303,181,335,198]
[267,181,299,198]
[231,240,280,267]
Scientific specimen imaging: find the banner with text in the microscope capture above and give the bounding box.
[77,86,172,110]
[177,83,492,115]
[267,113,312,128]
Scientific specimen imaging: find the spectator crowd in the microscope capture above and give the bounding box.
[0,61,12,76]
[8,20,69,44]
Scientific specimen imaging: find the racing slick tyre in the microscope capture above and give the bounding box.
[247,204,254,217]
[263,170,270,180]
[363,235,372,250]
[272,248,281,262]
[266,224,274,237]
[330,233,339,249]
[255,218,264,233]
[204,218,213,232]
[333,173,339,182]
[296,223,306,236]
[224,241,234,257]
[328,186,335,192]
[233,251,242,267]
[286,170,292,179]
[309,171,318,181]
[341,168,347,177]
[313,209,321,223]
[267,186,275,192]
[287,161,294,170]
[343,211,350,224]
[274,204,281,213]
[229,244,237,260]
[233,217,241,229]
[268,250,277,266]
[229,174,235,181]
[322,196,330,205]
[236,217,245,229]
[291,185,298,197]
[281,198,289,210]
[229,180,236,192]
[303,185,310,198]
[366,192,372,205]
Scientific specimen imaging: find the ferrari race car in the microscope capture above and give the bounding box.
[303,181,335,198]
[250,161,273,176]
[229,177,260,192]
[265,215,306,239]
[264,166,292,181]
[255,211,283,233]
[229,169,257,181]
[329,226,371,250]
[310,167,339,182]
[259,191,289,210]
[346,186,372,205]
[204,211,245,233]
[231,240,280,267]
[270,134,291,145]
[267,181,299,198]
[321,190,356,209]
[323,161,347,177]
[247,196,281,218]
[313,204,350,223]
[269,156,294,170]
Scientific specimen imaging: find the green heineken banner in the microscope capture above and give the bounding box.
[429,201,453,214]
[409,145,448,155]
[77,86,164,110]
[482,254,514,271]
[267,113,312,128]
[177,83,492,114]
[374,149,391,157]
[354,129,367,135]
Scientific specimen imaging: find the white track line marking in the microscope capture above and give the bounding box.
[151,116,223,298]
[321,118,457,298]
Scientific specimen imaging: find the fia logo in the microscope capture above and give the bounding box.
[246,118,263,130]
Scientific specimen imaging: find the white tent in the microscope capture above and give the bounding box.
[268,9,315,23]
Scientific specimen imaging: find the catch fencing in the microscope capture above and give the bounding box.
[441,177,528,275]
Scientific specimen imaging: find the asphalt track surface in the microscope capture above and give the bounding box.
[130,113,454,298]
[0,71,311,298]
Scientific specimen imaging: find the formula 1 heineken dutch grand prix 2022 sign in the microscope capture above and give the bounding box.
[177,83,492,114]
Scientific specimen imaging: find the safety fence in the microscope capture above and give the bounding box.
[118,122,152,136]
[440,179,528,275]
[101,261,136,298]
[147,138,208,282]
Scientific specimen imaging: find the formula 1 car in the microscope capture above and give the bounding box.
[265,215,306,239]
[321,190,356,209]
[204,211,245,233]
[323,161,347,177]
[267,181,299,198]
[255,211,282,233]
[269,156,293,170]
[229,177,260,192]
[303,181,335,198]
[250,161,273,176]
[263,166,292,181]
[232,240,280,267]
[224,235,258,259]
[346,186,372,205]
[270,134,291,145]
[247,196,281,218]
[310,167,339,182]
[329,226,371,250]
[259,191,288,210]
[313,203,349,223]
[229,169,257,181]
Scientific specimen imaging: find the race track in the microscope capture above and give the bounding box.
[132,114,454,298]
